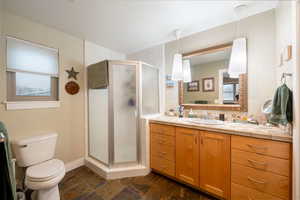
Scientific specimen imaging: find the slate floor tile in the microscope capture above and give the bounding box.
[59,166,216,200]
[111,187,142,200]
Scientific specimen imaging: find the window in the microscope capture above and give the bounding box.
[6,36,59,102]
[223,83,239,104]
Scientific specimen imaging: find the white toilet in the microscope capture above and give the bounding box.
[13,133,65,200]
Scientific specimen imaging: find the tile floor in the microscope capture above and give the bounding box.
[59,166,216,200]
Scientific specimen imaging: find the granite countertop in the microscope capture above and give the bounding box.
[149,116,292,143]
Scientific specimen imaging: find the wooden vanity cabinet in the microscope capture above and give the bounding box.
[150,123,230,198]
[150,124,176,177]
[149,122,292,200]
[200,131,231,199]
[231,136,292,200]
[176,127,200,187]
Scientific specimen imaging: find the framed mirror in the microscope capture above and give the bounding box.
[179,42,248,112]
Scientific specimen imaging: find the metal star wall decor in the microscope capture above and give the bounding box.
[66,67,79,80]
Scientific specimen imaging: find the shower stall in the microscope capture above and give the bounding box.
[86,60,160,179]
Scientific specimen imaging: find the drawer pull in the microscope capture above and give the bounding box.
[247,159,267,166]
[158,152,167,157]
[247,144,267,150]
[247,176,266,185]
[247,144,267,153]
[158,141,166,144]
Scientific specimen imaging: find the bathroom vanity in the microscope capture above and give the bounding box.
[149,117,292,200]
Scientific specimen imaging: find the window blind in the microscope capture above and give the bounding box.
[6,36,59,76]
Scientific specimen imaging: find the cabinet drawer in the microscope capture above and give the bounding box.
[231,183,283,200]
[232,149,290,177]
[151,156,175,177]
[150,123,175,136]
[151,133,175,146]
[232,163,290,200]
[151,141,175,162]
[232,136,291,159]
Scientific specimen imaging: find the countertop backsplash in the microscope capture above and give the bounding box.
[165,108,292,136]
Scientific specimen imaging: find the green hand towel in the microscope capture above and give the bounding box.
[269,84,293,125]
[0,121,17,200]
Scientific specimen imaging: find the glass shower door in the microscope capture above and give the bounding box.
[110,63,138,164]
[88,88,109,165]
[141,64,160,115]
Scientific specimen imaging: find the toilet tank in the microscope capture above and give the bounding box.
[12,133,58,167]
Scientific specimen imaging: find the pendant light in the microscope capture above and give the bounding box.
[172,53,183,81]
[228,37,247,78]
[182,59,191,83]
[228,3,247,78]
[171,29,183,81]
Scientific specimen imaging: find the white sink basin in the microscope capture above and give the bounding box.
[181,118,224,125]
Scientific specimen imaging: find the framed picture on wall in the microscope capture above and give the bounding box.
[187,81,199,92]
[202,77,215,92]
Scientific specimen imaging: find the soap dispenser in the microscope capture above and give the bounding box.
[188,109,197,118]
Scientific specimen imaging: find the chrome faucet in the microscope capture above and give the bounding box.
[178,105,184,118]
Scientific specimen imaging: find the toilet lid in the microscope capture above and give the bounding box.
[26,159,65,181]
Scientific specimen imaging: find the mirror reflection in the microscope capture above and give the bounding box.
[183,46,241,105]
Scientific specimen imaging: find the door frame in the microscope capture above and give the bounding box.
[293,1,300,199]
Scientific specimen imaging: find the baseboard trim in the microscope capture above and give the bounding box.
[85,158,107,179]
[65,157,85,172]
[107,166,150,180]
[85,157,150,180]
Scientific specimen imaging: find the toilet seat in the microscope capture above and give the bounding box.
[25,159,65,191]
[26,159,65,182]
[26,169,65,191]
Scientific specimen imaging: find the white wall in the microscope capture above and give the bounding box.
[0,12,86,167]
[0,0,3,70]
[85,41,125,66]
[275,2,293,88]
[164,10,277,115]
[127,44,165,113]
[128,44,165,67]
[84,40,126,163]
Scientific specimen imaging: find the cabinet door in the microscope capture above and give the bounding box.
[200,131,230,199]
[176,127,199,187]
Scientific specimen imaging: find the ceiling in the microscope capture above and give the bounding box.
[3,0,278,54]
[189,47,232,66]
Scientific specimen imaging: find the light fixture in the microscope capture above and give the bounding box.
[228,37,247,78]
[182,59,191,83]
[228,3,247,78]
[172,53,183,81]
[171,29,184,81]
